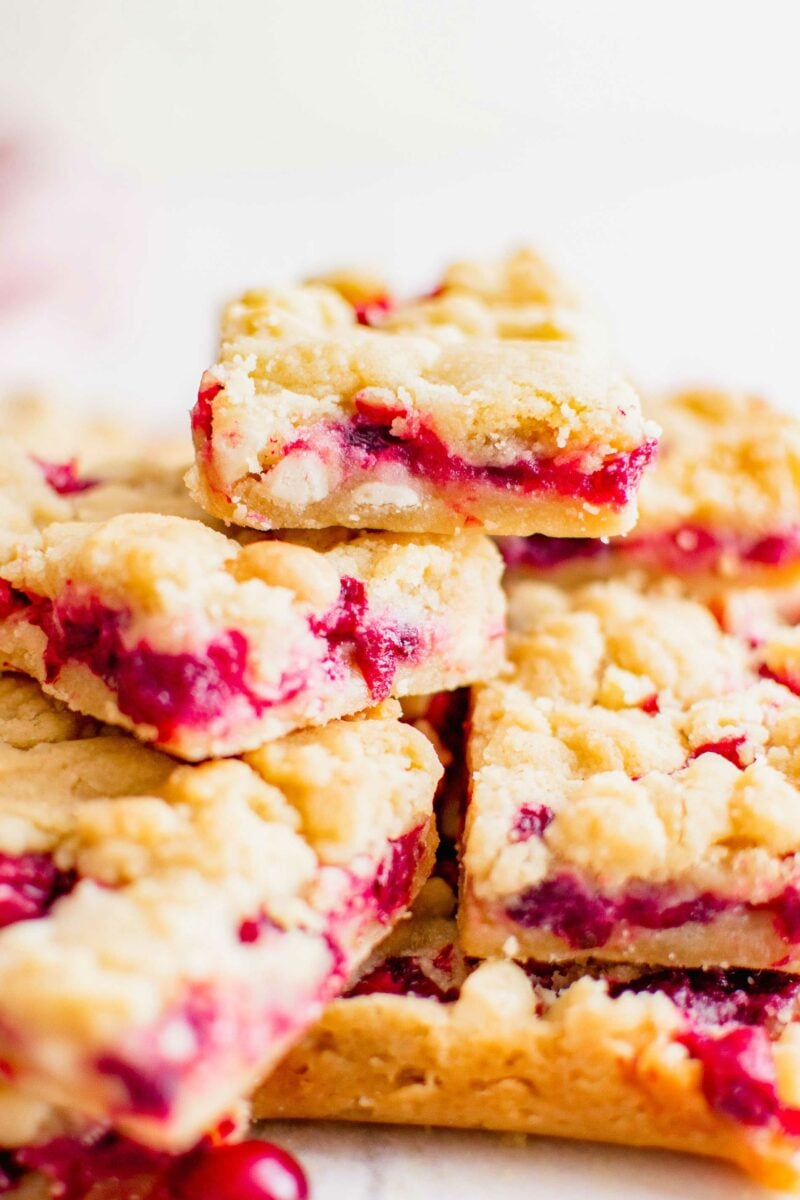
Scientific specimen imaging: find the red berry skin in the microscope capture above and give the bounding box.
[176,1140,309,1200]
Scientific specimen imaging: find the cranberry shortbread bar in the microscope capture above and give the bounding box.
[501,387,800,588]
[461,577,800,969]
[0,439,504,760]
[0,674,439,1151]
[254,881,800,1191]
[187,250,656,537]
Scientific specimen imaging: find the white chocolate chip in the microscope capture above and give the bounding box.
[350,482,420,510]
[262,452,332,505]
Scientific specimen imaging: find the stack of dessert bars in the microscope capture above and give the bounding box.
[1,251,800,1197]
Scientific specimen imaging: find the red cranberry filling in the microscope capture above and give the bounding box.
[770,885,800,944]
[0,851,76,929]
[0,573,419,740]
[48,592,302,739]
[95,985,235,1120]
[499,534,609,570]
[369,824,428,923]
[330,400,656,509]
[526,962,800,1134]
[689,735,747,769]
[349,953,459,1002]
[510,803,554,842]
[505,873,729,950]
[0,1130,307,1200]
[681,1026,800,1134]
[311,575,421,701]
[353,295,393,326]
[760,663,800,697]
[505,872,800,951]
[499,523,800,574]
[31,457,99,496]
[191,375,223,455]
[608,967,800,1028]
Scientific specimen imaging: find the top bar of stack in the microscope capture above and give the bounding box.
[187,249,658,537]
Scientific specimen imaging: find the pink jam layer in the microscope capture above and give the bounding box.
[283,393,656,510]
[504,872,800,951]
[90,824,427,1122]
[31,456,99,496]
[0,852,75,930]
[0,1130,307,1200]
[499,523,800,573]
[0,574,421,741]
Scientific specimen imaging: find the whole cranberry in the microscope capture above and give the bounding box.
[177,1140,308,1200]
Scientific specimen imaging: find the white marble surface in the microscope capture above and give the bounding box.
[257,1121,782,1199]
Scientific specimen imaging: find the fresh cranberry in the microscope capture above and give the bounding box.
[639,693,660,714]
[510,803,554,842]
[176,1140,308,1200]
[31,456,98,495]
[688,735,747,769]
[8,1132,309,1200]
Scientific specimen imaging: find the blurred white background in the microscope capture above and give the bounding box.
[2,0,800,425]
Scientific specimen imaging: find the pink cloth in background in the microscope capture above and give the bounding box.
[0,131,147,363]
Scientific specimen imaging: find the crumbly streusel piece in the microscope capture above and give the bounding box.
[187,249,656,537]
[0,438,504,760]
[500,387,800,588]
[0,675,439,1152]
[461,577,800,970]
[254,880,800,1191]
[0,393,192,474]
